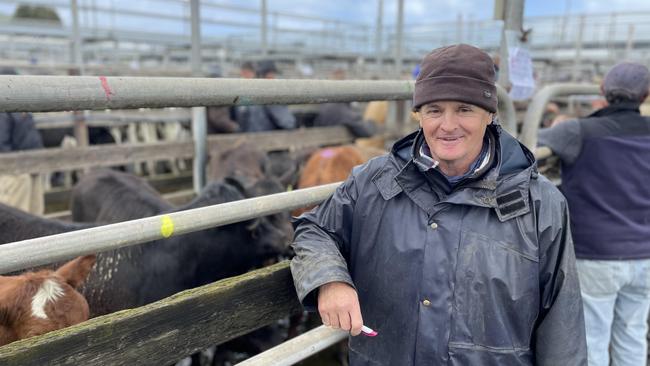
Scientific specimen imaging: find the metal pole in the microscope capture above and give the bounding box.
[571,14,585,82]
[560,0,571,43]
[261,0,268,56]
[190,0,206,193]
[496,84,517,136]
[70,0,84,75]
[272,11,278,49]
[519,83,599,150]
[625,24,635,60]
[0,77,416,112]
[456,13,463,43]
[70,0,88,148]
[375,0,383,71]
[190,0,201,77]
[237,326,348,366]
[192,106,207,193]
[607,12,617,60]
[497,0,525,90]
[394,0,404,78]
[0,183,341,274]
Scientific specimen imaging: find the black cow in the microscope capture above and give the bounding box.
[0,203,92,246]
[70,169,292,317]
[208,142,306,190]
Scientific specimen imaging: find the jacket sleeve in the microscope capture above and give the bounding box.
[537,119,582,164]
[265,105,297,130]
[206,107,239,133]
[342,119,377,138]
[290,174,357,311]
[9,112,43,150]
[0,113,12,152]
[534,192,588,365]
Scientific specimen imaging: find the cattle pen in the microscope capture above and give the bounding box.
[0,75,596,365]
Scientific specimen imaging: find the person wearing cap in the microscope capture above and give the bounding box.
[205,66,239,134]
[240,61,256,79]
[234,60,297,132]
[538,62,650,366]
[312,69,378,138]
[291,44,586,365]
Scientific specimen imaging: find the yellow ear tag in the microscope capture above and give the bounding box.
[160,215,175,238]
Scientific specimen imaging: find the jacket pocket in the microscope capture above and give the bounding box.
[450,230,539,351]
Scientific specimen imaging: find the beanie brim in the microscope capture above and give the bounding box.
[413,75,497,113]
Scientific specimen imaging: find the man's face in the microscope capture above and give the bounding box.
[417,100,491,175]
[240,68,255,79]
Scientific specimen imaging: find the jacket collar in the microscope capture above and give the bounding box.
[374,125,537,221]
[588,102,641,118]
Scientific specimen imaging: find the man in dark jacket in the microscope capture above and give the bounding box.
[538,62,650,366]
[312,70,377,138]
[0,111,45,214]
[312,103,377,138]
[291,44,587,365]
[234,60,297,132]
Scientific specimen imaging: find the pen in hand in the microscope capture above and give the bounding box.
[361,325,377,337]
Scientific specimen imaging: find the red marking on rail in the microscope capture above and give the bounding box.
[99,76,113,101]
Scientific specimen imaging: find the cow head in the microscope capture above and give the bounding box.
[224,175,294,259]
[0,255,96,346]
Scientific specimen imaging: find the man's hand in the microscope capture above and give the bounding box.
[318,281,363,336]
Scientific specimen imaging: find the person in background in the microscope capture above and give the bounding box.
[0,68,45,214]
[234,60,296,132]
[206,67,239,134]
[291,44,586,365]
[538,61,650,366]
[239,61,256,79]
[312,69,377,138]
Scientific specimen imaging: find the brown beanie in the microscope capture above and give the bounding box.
[413,44,497,113]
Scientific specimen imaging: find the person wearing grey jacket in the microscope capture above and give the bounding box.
[290,44,587,365]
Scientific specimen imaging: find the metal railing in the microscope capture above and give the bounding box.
[0,76,516,192]
[236,326,348,366]
[0,75,568,363]
[520,83,600,150]
[0,183,339,274]
[0,77,414,112]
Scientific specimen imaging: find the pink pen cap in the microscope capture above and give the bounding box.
[361,325,378,337]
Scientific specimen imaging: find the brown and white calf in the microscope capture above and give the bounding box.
[0,255,96,346]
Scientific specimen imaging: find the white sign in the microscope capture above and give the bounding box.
[505,30,536,100]
[508,46,536,100]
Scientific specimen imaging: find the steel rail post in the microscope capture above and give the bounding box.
[0,183,341,274]
[519,83,599,150]
[190,0,206,192]
[236,326,348,366]
[0,77,415,112]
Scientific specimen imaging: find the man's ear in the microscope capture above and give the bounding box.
[414,111,423,128]
[487,113,495,125]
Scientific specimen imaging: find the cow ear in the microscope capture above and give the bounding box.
[224,175,255,197]
[55,255,96,288]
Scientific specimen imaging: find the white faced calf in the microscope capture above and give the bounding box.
[0,255,96,346]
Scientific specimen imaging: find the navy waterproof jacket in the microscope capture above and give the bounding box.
[538,103,650,260]
[0,112,43,152]
[291,125,587,365]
